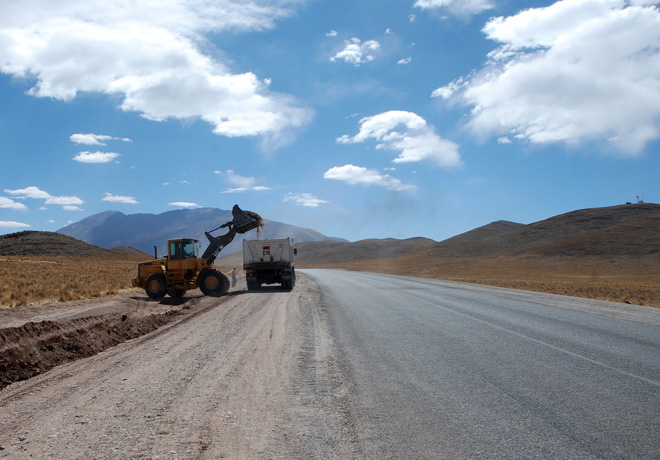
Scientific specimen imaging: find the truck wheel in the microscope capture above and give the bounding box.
[145,273,167,299]
[168,289,186,298]
[199,270,229,296]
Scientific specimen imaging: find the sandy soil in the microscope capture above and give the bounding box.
[0,273,361,459]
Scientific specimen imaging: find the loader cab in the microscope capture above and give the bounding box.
[168,238,199,260]
[165,238,201,273]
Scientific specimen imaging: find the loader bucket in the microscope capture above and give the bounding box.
[200,205,264,265]
[232,205,264,234]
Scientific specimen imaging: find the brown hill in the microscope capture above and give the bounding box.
[289,219,524,267]
[422,220,524,259]
[427,203,660,259]
[215,237,438,268]
[296,237,437,265]
[0,231,150,259]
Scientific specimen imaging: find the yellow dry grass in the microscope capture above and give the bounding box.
[300,255,660,308]
[0,255,140,308]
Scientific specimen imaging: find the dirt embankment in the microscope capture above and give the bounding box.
[0,287,216,390]
[0,274,361,459]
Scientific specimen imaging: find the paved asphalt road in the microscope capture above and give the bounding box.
[301,269,660,459]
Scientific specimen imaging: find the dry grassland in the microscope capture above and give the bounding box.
[0,255,236,308]
[0,255,140,308]
[3,253,658,310]
[300,255,660,308]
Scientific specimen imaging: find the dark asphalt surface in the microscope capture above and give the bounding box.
[301,269,660,459]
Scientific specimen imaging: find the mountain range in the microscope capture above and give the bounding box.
[215,203,660,267]
[49,202,660,266]
[57,207,345,257]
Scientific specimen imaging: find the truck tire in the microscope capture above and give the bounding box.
[199,270,229,296]
[282,269,295,290]
[145,273,167,299]
[246,279,259,291]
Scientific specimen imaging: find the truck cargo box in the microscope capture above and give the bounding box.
[243,238,297,290]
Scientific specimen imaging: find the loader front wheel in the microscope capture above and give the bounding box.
[199,270,229,296]
[145,273,167,299]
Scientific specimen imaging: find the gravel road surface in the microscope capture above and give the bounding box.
[0,274,359,459]
[303,269,660,459]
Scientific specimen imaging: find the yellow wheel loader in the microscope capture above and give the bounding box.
[132,205,263,299]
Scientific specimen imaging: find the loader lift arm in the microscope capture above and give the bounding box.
[201,204,264,265]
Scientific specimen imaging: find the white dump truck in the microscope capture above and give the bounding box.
[243,238,297,290]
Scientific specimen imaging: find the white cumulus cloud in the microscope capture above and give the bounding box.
[73,151,121,163]
[70,133,132,145]
[435,0,660,155]
[331,38,381,66]
[284,192,329,207]
[0,221,30,228]
[216,170,271,193]
[324,165,415,191]
[0,196,28,210]
[0,0,311,150]
[5,186,50,200]
[414,0,494,16]
[168,202,199,208]
[337,110,462,168]
[102,193,138,204]
[5,186,83,209]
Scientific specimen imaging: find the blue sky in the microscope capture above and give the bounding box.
[1,0,659,243]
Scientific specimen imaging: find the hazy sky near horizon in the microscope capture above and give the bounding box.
[1,0,659,242]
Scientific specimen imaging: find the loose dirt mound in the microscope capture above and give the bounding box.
[0,311,179,389]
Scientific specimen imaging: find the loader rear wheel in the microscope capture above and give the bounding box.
[199,270,229,296]
[145,273,167,299]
